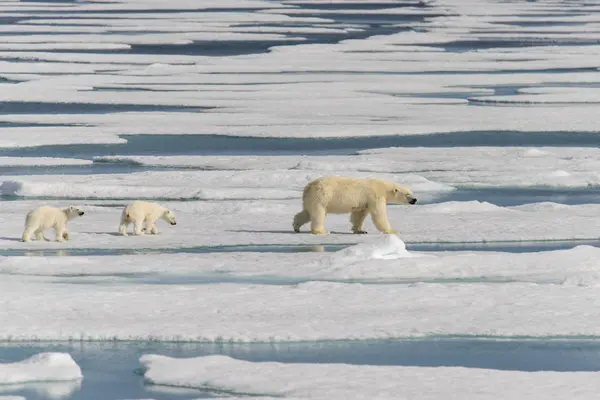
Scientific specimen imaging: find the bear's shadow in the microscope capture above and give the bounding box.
[0,236,25,242]
[228,229,356,235]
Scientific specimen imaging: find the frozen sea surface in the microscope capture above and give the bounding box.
[4,0,600,397]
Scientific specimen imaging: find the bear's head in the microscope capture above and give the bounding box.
[389,184,417,205]
[64,206,85,220]
[162,209,177,226]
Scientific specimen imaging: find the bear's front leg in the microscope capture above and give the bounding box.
[370,202,398,234]
[147,220,159,235]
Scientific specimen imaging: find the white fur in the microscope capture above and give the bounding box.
[293,176,417,235]
[22,205,85,242]
[118,200,177,236]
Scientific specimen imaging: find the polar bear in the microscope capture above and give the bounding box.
[118,200,177,236]
[22,205,85,242]
[293,176,417,235]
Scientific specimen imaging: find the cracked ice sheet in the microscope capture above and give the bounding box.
[140,354,600,400]
[0,199,600,249]
[2,10,600,143]
[3,236,600,287]
[4,272,600,341]
[95,146,600,188]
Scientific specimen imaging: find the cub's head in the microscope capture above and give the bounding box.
[389,184,417,205]
[64,206,85,220]
[162,209,177,226]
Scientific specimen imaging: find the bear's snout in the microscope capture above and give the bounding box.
[409,198,417,205]
[78,211,85,216]
[171,221,177,225]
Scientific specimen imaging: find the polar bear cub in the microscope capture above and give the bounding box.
[118,200,177,236]
[293,176,417,235]
[22,205,85,242]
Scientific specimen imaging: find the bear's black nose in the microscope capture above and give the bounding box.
[171,222,177,225]
[409,198,417,205]
[79,212,85,216]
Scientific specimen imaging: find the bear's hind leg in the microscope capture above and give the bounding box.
[350,209,369,234]
[118,221,129,236]
[119,210,131,236]
[22,226,36,242]
[293,210,310,233]
[309,206,328,235]
[35,229,47,241]
[133,218,145,236]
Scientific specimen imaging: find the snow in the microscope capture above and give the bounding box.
[140,354,600,400]
[0,235,599,341]
[0,353,82,385]
[0,157,91,167]
[332,234,414,260]
[4,269,600,341]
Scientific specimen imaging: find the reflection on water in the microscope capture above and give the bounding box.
[12,244,343,257]
[7,239,600,258]
[0,380,82,400]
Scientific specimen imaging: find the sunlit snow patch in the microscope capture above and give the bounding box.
[330,234,415,261]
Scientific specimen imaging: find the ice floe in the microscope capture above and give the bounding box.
[0,236,598,286]
[0,353,82,385]
[0,235,600,341]
[140,354,600,399]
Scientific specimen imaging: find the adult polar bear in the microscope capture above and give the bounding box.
[22,205,85,242]
[119,200,177,236]
[293,176,417,235]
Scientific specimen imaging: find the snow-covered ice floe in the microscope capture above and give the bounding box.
[2,236,600,341]
[1,235,600,286]
[95,146,600,188]
[140,354,600,400]
[0,353,82,385]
